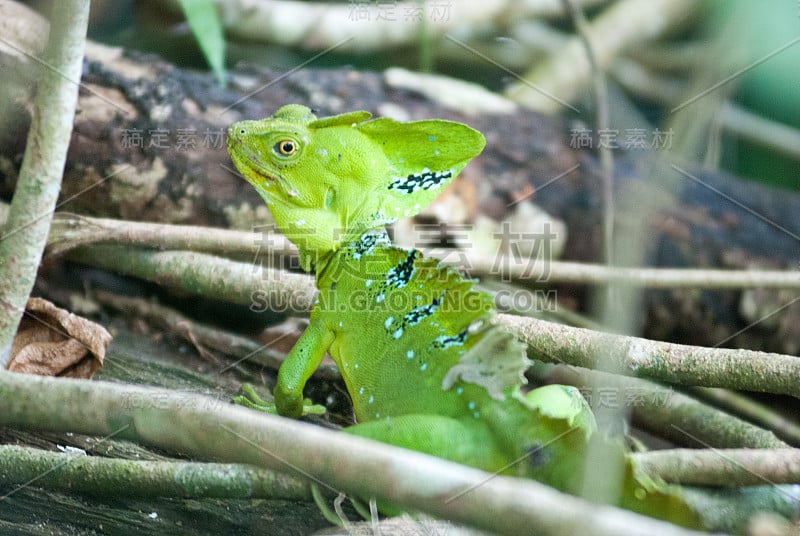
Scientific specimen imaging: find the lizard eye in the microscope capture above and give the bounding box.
[274,140,297,156]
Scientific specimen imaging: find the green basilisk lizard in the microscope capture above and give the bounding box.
[226,104,704,528]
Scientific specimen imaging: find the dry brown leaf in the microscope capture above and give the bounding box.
[8,297,112,378]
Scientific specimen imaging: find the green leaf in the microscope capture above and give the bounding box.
[177,0,227,87]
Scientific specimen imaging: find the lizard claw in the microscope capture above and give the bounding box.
[233,383,326,416]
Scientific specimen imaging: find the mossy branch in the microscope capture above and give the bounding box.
[68,245,316,316]
[0,372,702,536]
[0,444,309,500]
[499,314,800,398]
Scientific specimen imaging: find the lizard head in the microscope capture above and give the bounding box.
[227,104,485,271]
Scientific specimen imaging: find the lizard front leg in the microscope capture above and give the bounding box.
[236,316,334,418]
[274,318,335,417]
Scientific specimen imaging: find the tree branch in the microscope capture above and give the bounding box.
[47,214,800,289]
[0,372,703,536]
[68,245,316,316]
[544,365,788,449]
[0,444,309,500]
[498,314,800,397]
[67,244,800,397]
[0,0,90,365]
[632,448,800,486]
[168,0,610,53]
[507,0,697,113]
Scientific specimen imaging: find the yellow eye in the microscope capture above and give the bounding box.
[274,140,297,156]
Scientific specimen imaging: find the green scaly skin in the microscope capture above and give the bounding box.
[226,105,703,528]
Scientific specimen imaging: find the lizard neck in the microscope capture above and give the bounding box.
[313,228,392,289]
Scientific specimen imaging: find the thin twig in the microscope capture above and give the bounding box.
[49,215,800,288]
[687,387,800,447]
[719,102,800,162]
[46,212,295,259]
[631,448,800,486]
[559,0,626,508]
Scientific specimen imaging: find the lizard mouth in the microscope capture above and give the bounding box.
[251,165,276,183]
[244,162,299,199]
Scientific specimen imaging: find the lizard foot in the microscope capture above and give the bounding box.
[233,383,326,416]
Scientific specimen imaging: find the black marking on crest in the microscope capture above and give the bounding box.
[389,168,453,194]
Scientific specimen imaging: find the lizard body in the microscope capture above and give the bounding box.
[226,105,701,527]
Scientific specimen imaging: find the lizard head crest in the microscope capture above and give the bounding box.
[227,104,485,270]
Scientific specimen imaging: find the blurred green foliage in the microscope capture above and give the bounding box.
[709,0,800,191]
[177,0,227,86]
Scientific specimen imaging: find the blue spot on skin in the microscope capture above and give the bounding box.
[365,279,372,287]
[434,149,440,156]
[384,316,394,330]
[407,350,414,359]
[359,387,365,395]
[368,395,374,404]
[473,412,480,419]
[393,328,404,339]
[468,401,476,410]
[420,363,427,371]
[456,387,464,395]
[354,363,359,369]
[376,293,385,303]
[428,135,435,141]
